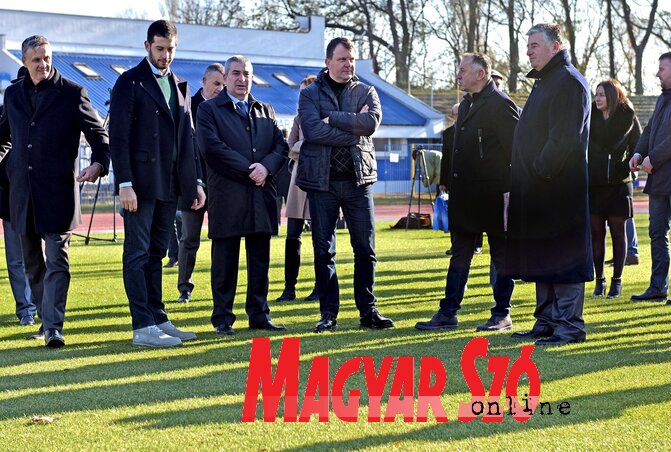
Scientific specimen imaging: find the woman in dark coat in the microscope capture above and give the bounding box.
[277,75,318,302]
[588,79,641,298]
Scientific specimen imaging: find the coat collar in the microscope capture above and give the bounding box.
[214,87,260,110]
[526,49,571,80]
[18,67,63,120]
[459,79,496,125]
[135,58,187,117]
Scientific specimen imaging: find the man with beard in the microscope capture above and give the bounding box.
[109,20,206,347]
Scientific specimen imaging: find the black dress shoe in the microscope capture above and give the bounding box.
[631,288,668,302]
[511,328,553,340]
[276,289,296,302]
[535,334,586,346]
[360,308,394,329]
[315,314,337,333]
[249,320,287,331]
[44,329,65,348]
[177,290,191,303]
[305,288,319,301]
[29,325,45,340]
[215,323,234,335]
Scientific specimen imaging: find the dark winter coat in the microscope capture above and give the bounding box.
[506,50,594,283]
[635,89,671,195]
[109,58,200,211]
[196,89,288,239]
[296,69,381,191]
[0,67,110,234]
[190,88,209,208]
[448,79,519,236]
[588,103,641,187]
[439,125,455,187]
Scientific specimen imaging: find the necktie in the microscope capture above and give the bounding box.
[236,101,248,116]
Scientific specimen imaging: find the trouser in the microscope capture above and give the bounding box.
[167,210,182,261]
[20,231,71,331]
[648,194,671,293]
[122,198,176,330]
[308,180,377,317]
[626,217,638,257]
[177,208,206,293]
[210,234,272,327]
[532,282,586,340]
[3,219,37,319]
[439,230,514,319]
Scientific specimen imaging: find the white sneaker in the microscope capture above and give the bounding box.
[157,321,197,341]
[132,325,182,347]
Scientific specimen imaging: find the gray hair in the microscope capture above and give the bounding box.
[462,52,491,77]
[527,23,563,47]
[204,63,225,78]
[224,55,251,74]
[21,35,50,58]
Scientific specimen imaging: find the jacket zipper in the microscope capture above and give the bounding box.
[607,154,611,184]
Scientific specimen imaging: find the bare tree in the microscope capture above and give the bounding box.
[277,0,429,90]
[618,0,658,94]
[161,0,247,27]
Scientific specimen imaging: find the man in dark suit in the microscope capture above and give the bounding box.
[196,55,288,336]
[109,20,206,347]
[416,52,519,333]
[175,63,225,304]
[0,35,110,348]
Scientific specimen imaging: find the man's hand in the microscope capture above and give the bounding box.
[76,163,103,183]
[629,153,642,172]
[249,162,269,186]
[119,186,138,212]
[642,156,654,174]
[191,185,206,210]
[360,104,369,113]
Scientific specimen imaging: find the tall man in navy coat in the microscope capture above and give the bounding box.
[196,55,288,335]
[507,24,592,345]
[0,35,110,348]
[109,20,205,347]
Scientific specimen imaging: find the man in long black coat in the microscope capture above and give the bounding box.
[507,24,593,345]
[109,20,205,347]
[416,52,519,332]
[0,35,110,348]
[196,55,288,336]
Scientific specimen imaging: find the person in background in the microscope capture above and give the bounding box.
[588,79,641,299]
[0,66,38,327]
[164,210,181,268]
[277,75,319,303]
[175,62,225,303]
[629,51,671,305]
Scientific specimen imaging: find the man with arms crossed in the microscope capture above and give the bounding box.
[297,37,393,332]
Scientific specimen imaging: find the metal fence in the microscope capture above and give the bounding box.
[76,140,443,207]
[78,141,116,206]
